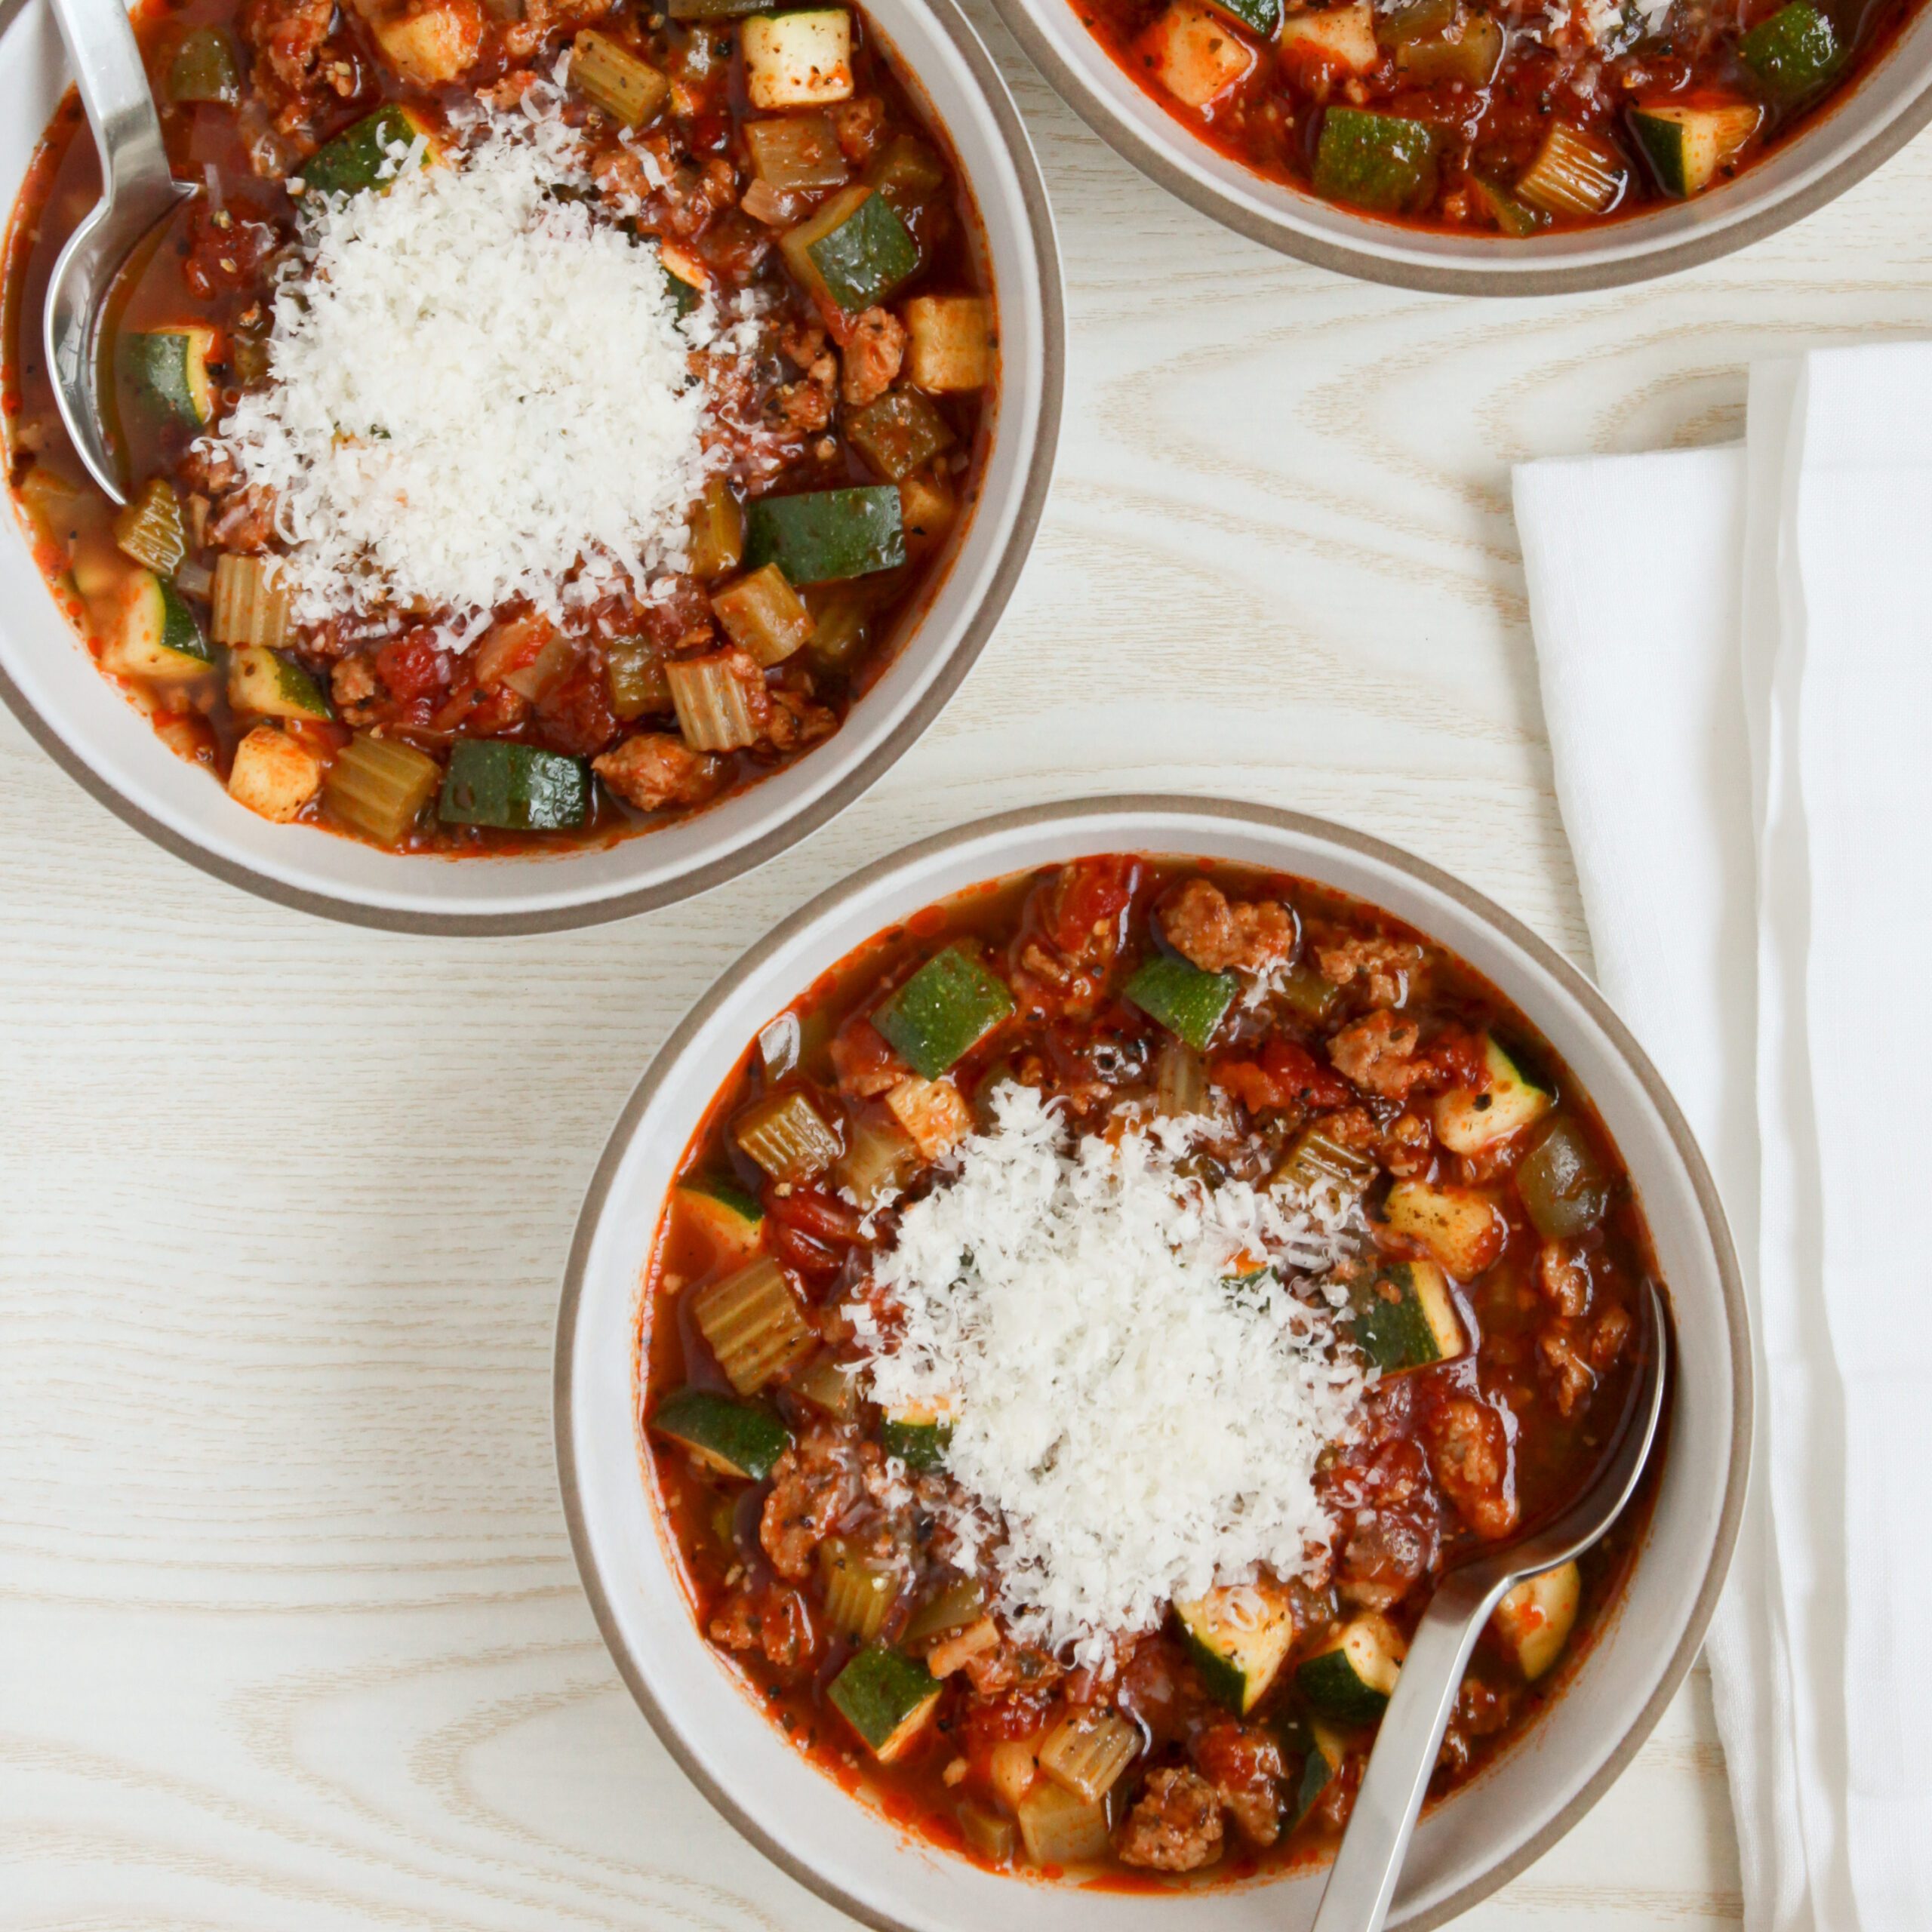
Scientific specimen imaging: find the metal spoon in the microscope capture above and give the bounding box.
[43,0,198,504]
[1309,1277,1669,1932]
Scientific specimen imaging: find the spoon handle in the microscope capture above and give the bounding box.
[1308,1568,1513,1932]
[47,0,177,211]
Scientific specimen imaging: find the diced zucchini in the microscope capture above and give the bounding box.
[864,133,948,214]
[692,1255,815,1393]
[819,1537,902,1639]
[227,724,324,823]
[1380,1180,1503,1278]
[1176,1580,1299,1714]
[1295,1613,1406,1722]
[1273,1124,1377,1210]
[1208,0,1283,32]
[872,945,1014,1078]
[673,1176,765,1261]
[1515,122,1626,217]
[711,562,815,666]
[321,732,440,844]
[227,646,333,721]
[168,26,242,103]
[790,1348,860,1419]
[1493,1559,1581,1679]
[210,553,292,648]
[1037,1709,1140,1803]
[1279,1713,1346,1825]
[880,1398,952,1470]
[1738,2,1843,102]
[846,389,955,482]
[1140,0,1261,108]
[743,8,854,109]
[1124,952,1238,1052]
[300,104,440,198]
[901,296,995,392]
[1434,1034,1555,1152]
[828,1644,940,1761]
[1314,107,1438,214]
[1629,101,1761,196]
[1278,2,1377,75]
[438,741,589,832]
[733,1088,842,1180]
[1017,1782,1111,1864]
[743,486,906,584]
[1393,11,1503,82]
[669,0,770,15]
[113,478,186,575]
[687,477,746,580]
[745,112,848,189]
[903,1575,986,1642]
[606,639,670,720]
[651,1386,791,1480]
[570,29,669,128]
[102,571,212,681]
[666,654,759,752]
[1347,1260,1466,1374]
[121,327,219,430]
[1515,1116,1611,1240]
[783,186,918,314]
[1473,174,1543,235]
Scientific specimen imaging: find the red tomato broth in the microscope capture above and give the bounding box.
[2,0,995,854]
[1070,0,1921,232]
[638,854,1666,1887]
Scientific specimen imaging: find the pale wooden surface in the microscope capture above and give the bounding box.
[27,0,1932,1913]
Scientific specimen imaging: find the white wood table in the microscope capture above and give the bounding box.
[22,0,1914,1912]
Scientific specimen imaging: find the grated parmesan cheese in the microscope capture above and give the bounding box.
[851,1084,1368,1669]
[216,86,737,629]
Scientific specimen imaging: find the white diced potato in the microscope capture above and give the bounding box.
[884,1075,972,1158]
[1278,1,1379,75]
[361,0,485,85]
[989,1734,1041,1812]
[742,10,854,109]
[901,294,995,392]
[228,724,324,823]
[897,471,956,554]
[1139,0,1259,109]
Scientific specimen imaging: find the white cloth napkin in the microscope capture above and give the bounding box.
[1513,346,1932,1932]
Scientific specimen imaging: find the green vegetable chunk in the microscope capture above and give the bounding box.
[1177,1580,1298,1714]
[122,327,219,429]
[674,1176,765,1260]
[804,188,920,310]
[1313,107,1439,214]
[743,486,906,583]
[828,1645,941,1761]
[1278,1714,1345,1825]
[1208,0,1284,32]
[872,944,1015,1077]
[228,646,334,721]
[301,105,438,198]
[1739,2,1843,101]
[1124,953,1238,1052]
[438,741,589,832]
[1629,102,1761,197]
[880,1417,951,1470]
[651,1386,792,1481]
[168,26,242,103]
[1347,1260,1466,1374]
[1295,1614,1405,1723]
[1515,1115,1612,1240]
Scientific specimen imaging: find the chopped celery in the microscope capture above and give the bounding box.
[687,477,746,580]
[1394,11,1503,82]
[903,1575,986,1642]
[113,478,186,576]
[1124,953,1238,1051]
[18,465,88,552]
[846,389,955,482]
[863,133,947,215]
[711,563,817,666]
[1017,1783,1109,1865]
[1516,122,1626,217]
[1377,0,1455,41]
[744,486,906,583]
[958,1801,1016,1864]
[872,945,1014,1078]
[1154,1036,1209,1116]
[651,1386,791,1480]
[1473,174,1545,235]
[783,185,918,312]
[210,552,291,648]
[666,654,759,752]
[168,26,242,103]
[570,29,669,126]
[1037,1709,1139,1803]
[1274,1124,1377,1208]
[322,733,441,844]
[1313,107,1439,214]
[692,1255,815,1393]
[833,1103,918,1204]
[745,112,849,190]
[819,1537,901,1639]
[733,1087,843,1180]
[801,583,872,675]
[438,741,589,832]
[790,1348,861,1420]
[605,638,671,720]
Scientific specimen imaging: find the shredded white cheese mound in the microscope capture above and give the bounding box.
[218,88,731,627]
[851,1084,1368,1669]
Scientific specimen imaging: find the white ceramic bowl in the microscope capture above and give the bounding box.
[988,0,1932,293]
[0,0,1062,931]
[556,795,1752,1932]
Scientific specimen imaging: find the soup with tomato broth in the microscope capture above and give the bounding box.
[641,854,1664,1884]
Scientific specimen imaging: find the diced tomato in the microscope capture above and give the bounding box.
[1044,854,1140,957]
[375,628,451,704]
[769,1219,840,1281]
[829,1014,906,1097]
[536,657,620,758]
[1212,1038,1355,1115]
[960,1690,1052,1759]
[764,1185,866,1246]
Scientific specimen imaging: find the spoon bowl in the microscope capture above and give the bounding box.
[42,0,196,503]
[1311,1278,1672,1932]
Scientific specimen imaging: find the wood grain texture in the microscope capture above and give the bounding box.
[16,0,1911,1912]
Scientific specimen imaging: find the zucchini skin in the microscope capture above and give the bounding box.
[122,328,220,429]
[300,104,439,197]
[651,1386,792,1480]
[872,945,1014,1078]
[1738,2,1843,102]
[1123,952,1238,1051]
[744,485,908,583]
[438,740,589,831]
[1313,108,1438,214]
[828,1644,941,1758]
[1346,1260,1466,1374]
